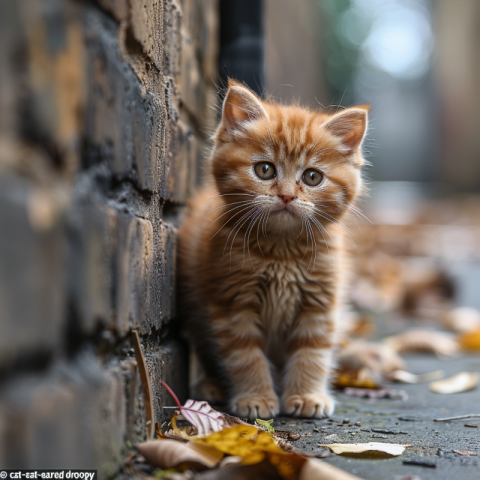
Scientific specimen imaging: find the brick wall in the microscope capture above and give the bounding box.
[0,0,218,475]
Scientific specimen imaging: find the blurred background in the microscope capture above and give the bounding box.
[262,0,480,314]
[1,0,480,474]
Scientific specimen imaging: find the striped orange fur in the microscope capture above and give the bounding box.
[178,79,369,419]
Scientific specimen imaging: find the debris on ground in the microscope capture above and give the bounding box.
[319,442,409,457]
[429,372,479,394]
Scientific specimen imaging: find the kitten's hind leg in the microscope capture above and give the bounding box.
[281,312,336,418]
[193,377,227,404]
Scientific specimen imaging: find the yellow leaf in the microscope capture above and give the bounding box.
[459,329,480,350]
[193,424,304,480]
[334,369,379,389]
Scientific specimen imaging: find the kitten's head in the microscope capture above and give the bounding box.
[211,79,369,234]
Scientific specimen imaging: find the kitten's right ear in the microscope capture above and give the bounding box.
[221,83,268,134]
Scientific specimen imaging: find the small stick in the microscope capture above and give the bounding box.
[434,414,480,422]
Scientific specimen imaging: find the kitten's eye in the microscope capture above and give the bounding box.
[303,168,324,187]
[254,162,276,180]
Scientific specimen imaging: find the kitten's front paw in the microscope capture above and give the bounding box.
[230,393,279,420]
[282,393,335,418]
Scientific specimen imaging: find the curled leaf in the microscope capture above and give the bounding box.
[162,382,247,438]
[137,439,223,470]
[443,307,480,332]
[388,369,444,384]
[429,372,479,394]
[384,329,459,357]
[334,368,380,389]
[459,329,480,351]
[319,442,409,457]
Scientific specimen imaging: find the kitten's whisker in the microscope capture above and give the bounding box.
[310,207,352,233]
[209,203,254,239]
[206,200,252,215]
[310,216,332,272]
[305,220,317,272]
[244,208,263,269]
[256,211,266,258]
[229,209,258,267]
[221,206,257,262]
[349,204,373,224]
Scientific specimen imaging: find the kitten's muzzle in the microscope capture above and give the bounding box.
[279,195,295,204]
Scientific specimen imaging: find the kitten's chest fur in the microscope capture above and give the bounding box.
[234,245,338,366]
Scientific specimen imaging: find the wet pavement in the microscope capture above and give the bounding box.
[274,354,480,480]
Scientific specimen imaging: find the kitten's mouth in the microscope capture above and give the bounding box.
[273,204,296,216]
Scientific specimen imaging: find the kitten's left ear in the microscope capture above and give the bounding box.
[322,105,370,158]
[221,81,269,135]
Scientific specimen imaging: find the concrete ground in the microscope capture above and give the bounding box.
[274,354,480,480]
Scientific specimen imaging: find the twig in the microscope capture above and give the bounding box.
[132,330,155,439]
[434,414,480,422]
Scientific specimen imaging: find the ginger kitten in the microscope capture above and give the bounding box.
[178,80,369,419]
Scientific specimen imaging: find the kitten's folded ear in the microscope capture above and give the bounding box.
[322,105,370,159]
[220,81,269,135]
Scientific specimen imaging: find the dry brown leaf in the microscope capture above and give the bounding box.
[388,369,444,384]
[384,329,459,357]
[299,458,364,479]
[319,442,409,457]
[459,329,480,351]
[453,450,477,456]
[137,439,224,470]
[443,307,480,332]
[337,341,405,377]
[429,372,479,394]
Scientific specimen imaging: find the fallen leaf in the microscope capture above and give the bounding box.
[193,424,304,479]
[384,329,459,357]
[137,439,224,470]
[162,382,248,439]
[388,369,444,384]
[429,372,479,394]
[337,341,405,377]
[453,450,477,456]
[334,369,379,389]
[443,307,480,332]
[319,442,409,457]
[459,329,480,351]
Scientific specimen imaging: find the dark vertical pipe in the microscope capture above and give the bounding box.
[218,0,265,97]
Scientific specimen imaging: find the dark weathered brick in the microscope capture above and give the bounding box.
[115,213,154,335]
[0,175,65,365]
[144,340,188,424]
[0,353,125,474]
[68,195,117,334]
[130,0,164,70]
[181,0,219,80]
[166,119,198,203]
[84,7,164,192]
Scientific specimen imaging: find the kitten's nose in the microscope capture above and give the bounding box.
[279,195,295,204]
